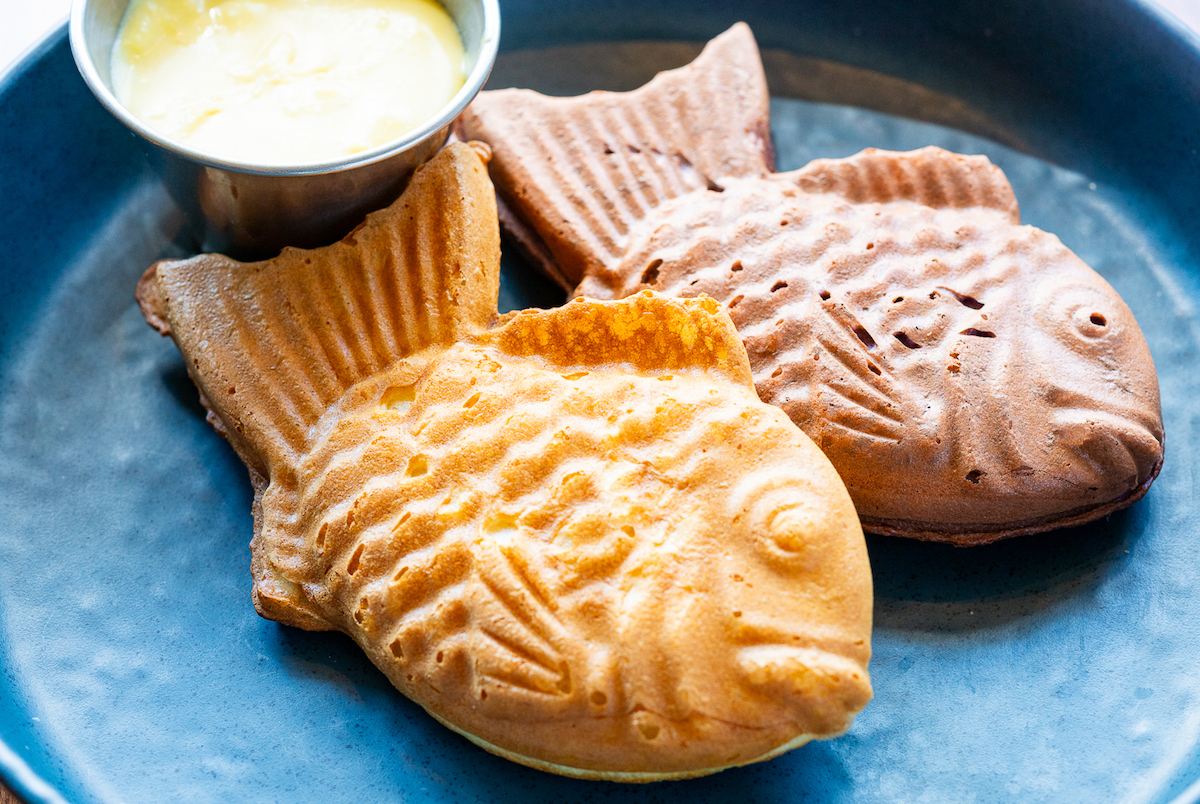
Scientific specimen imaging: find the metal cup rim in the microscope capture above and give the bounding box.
[68,0,501,178]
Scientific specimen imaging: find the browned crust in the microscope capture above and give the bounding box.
[248,466,334,631]
[137,143,503,630]
[461,37,1168,545]
[135,263,171,337]
[790,146,1020,222]
[140,261,334,626]
[132,139,876,777]
[864,446,1165,545]
[429,708,816,782]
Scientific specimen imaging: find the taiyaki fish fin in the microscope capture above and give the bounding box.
[459,23,772,287]
[248,479,337,631]
[788,146,1021,222]
[489,290,755,389]
[137,142,500,473]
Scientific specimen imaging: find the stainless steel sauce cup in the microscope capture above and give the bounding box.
[70,0,499,258]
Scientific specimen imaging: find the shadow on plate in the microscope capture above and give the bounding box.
[161,362,210,422]
[272,626,862,802]
[498,248,567,312]
[868,505,1149,633]
[245,500,1152,801]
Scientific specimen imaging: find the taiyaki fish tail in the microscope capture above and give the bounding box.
[458,22,772,291]
[137,141,500,627]
[140,142,875,779]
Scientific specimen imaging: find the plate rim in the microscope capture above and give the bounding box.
[3,6,1200,803]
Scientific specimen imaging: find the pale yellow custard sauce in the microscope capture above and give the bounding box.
[111,0,467,164]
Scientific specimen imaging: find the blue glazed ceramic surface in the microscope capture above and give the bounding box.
[2,2,1200,802]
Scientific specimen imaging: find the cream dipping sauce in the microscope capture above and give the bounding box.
[111,0,466,164]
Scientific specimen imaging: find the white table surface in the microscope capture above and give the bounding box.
[3,0,1200,77]
[1,1,71,74]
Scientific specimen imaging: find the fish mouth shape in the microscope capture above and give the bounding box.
[458,24,1165,543]
[828,242,1165,543]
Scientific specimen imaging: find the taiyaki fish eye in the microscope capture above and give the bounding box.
[1035,281,1122,347]
[729,473,829,573]
[766,507,817,553]
[1076,308,1111,337]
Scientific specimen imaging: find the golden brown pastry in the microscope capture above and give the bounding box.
[137,142,873,780]
[458,25,1165,544]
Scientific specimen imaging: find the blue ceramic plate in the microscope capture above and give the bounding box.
[3,2,1200,802]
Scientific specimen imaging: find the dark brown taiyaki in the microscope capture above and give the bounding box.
[137,142,873,780]
[458,24,1165,544]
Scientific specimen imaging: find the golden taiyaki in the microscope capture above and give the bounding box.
[136,142,873,780]
[458,24,1165,545]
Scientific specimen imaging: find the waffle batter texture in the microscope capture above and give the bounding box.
[136,142,873,780]
[458,24,1165,544]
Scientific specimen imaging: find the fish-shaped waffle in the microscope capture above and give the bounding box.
[458,24,1165,544]
[136,142,873,780]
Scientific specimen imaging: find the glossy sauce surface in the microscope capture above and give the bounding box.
[111,0,466,164]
